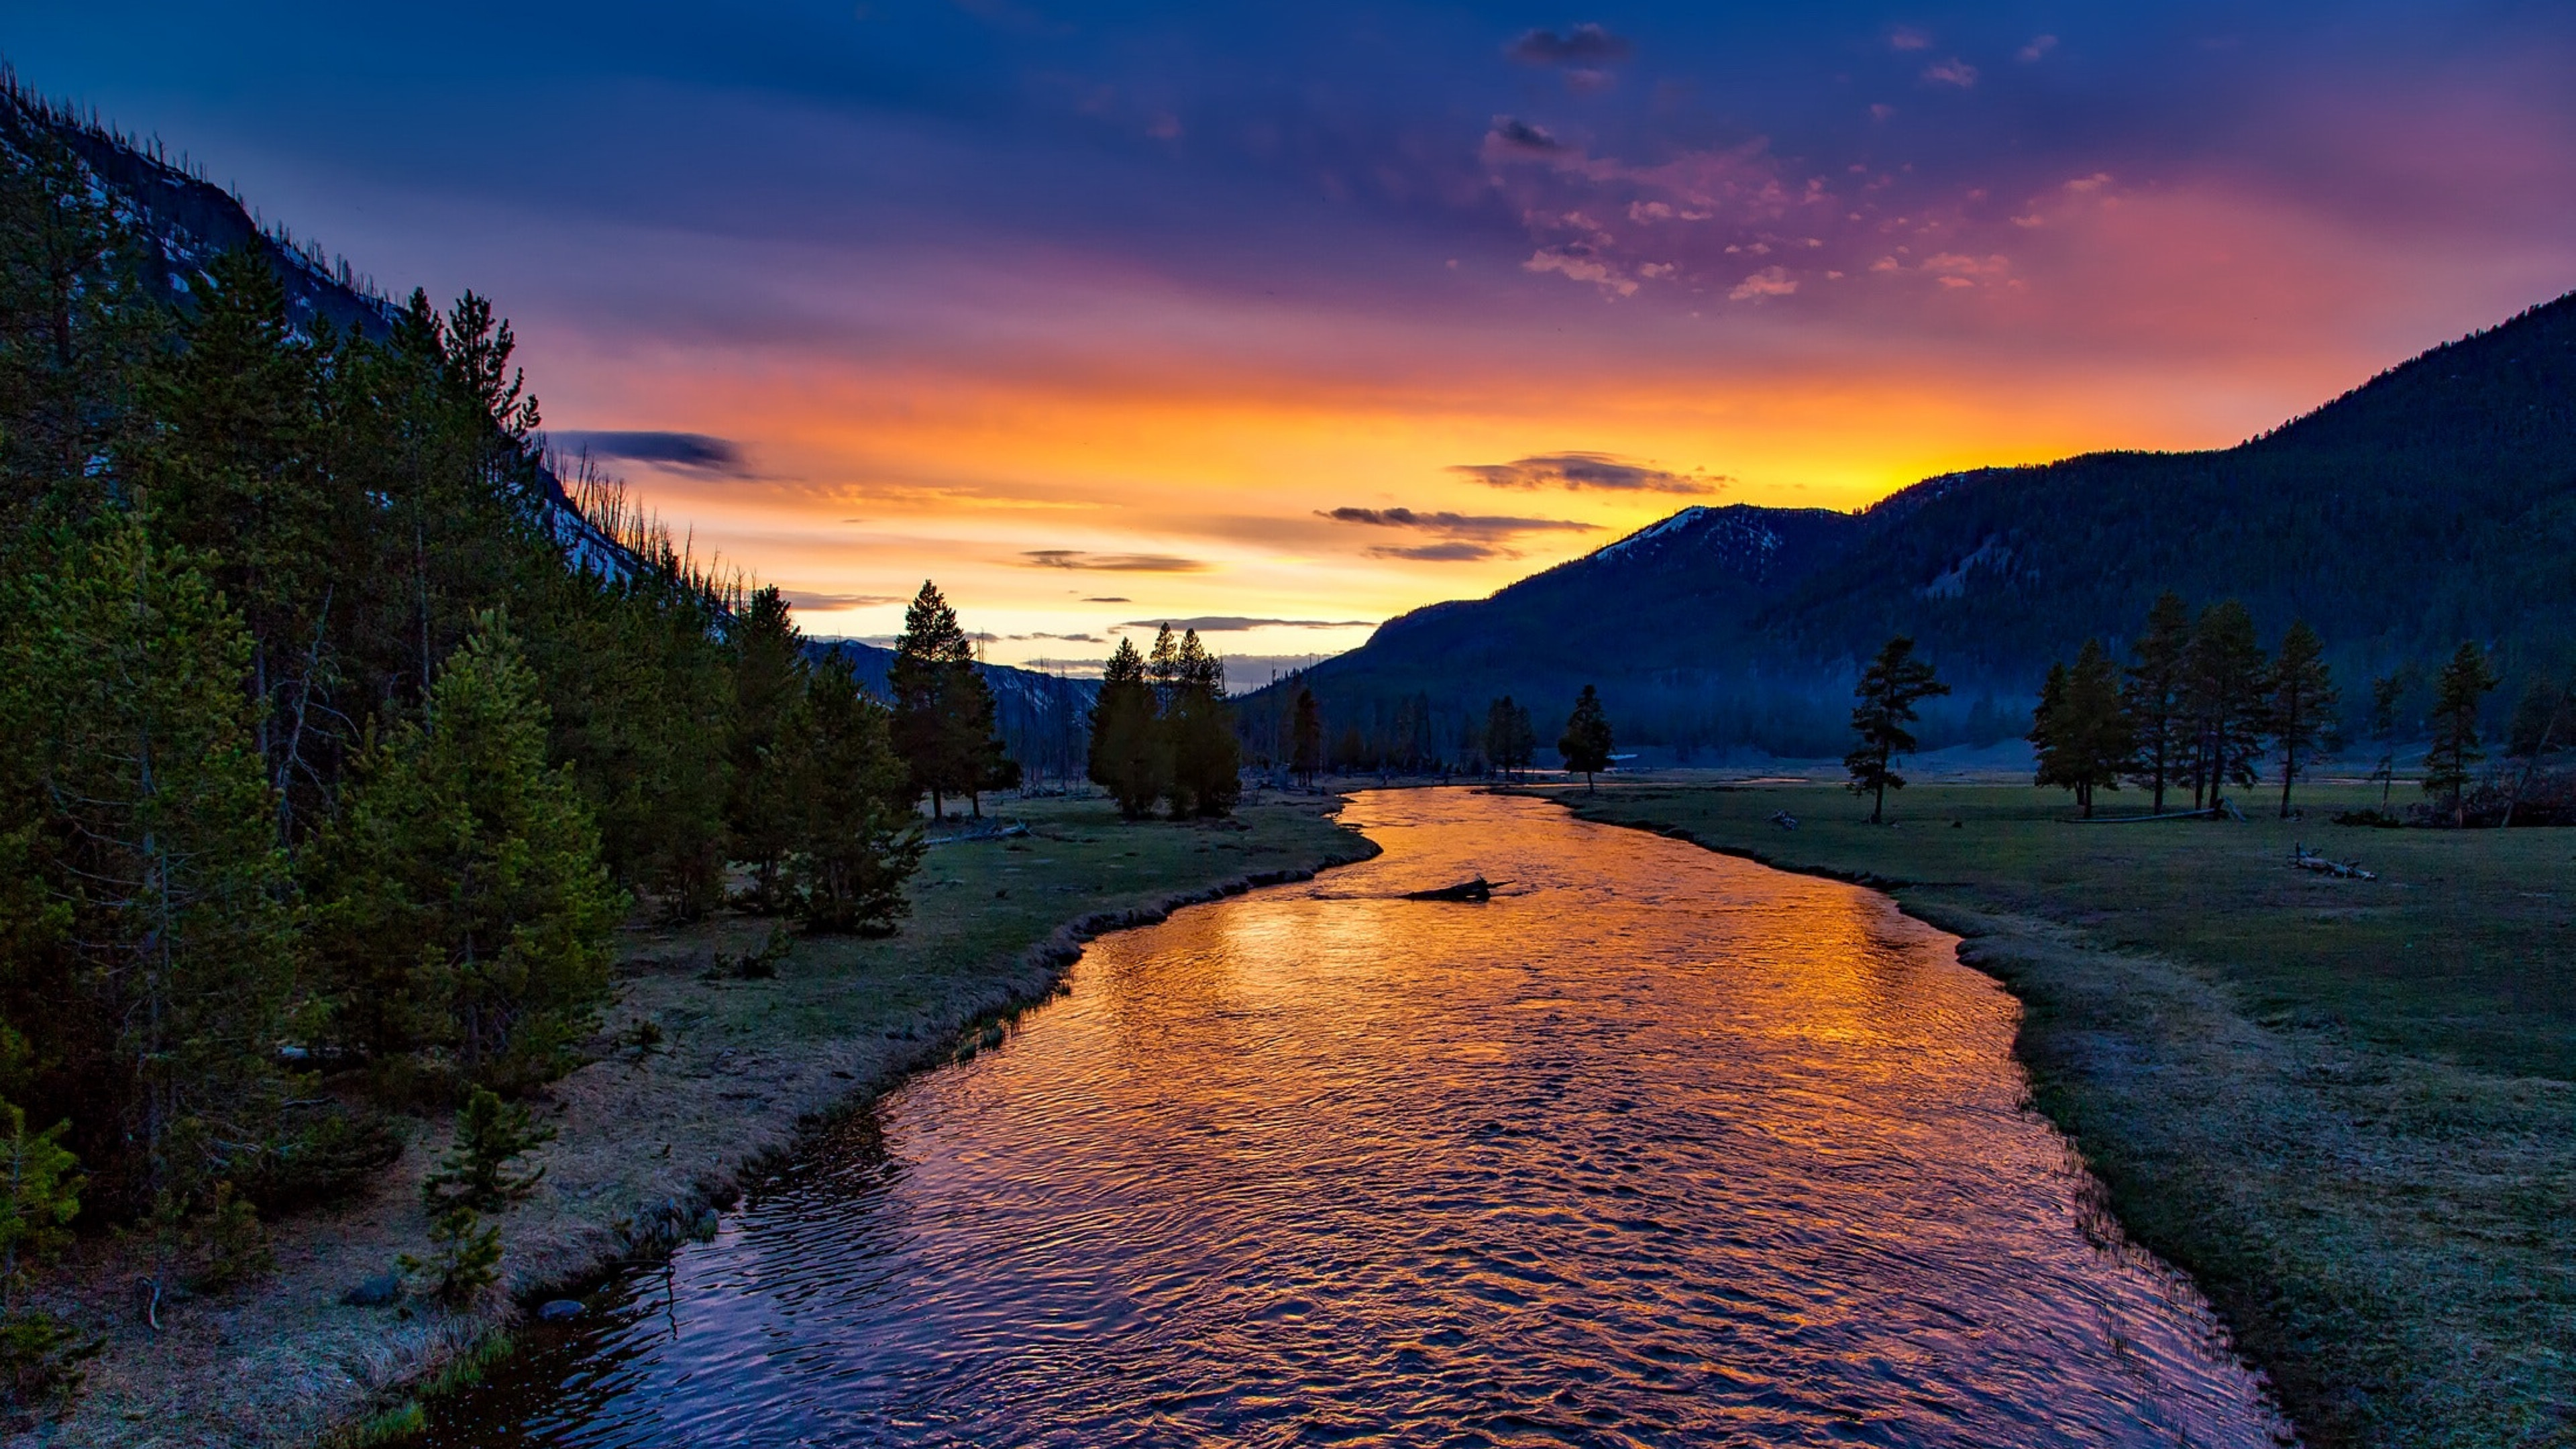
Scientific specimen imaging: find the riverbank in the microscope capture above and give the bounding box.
[11,792,1375,1449]
[1525,777,2574,1449]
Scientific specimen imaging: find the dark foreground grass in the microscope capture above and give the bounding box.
[1538,778,2575,1449]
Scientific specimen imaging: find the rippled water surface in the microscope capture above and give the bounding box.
[423,790,2289,1447]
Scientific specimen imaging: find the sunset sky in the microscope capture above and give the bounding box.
[17,3,2576,676]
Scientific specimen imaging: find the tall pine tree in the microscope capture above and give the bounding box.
[2424,641,2500,826]
[308,614,623,1091]
[890,581,1010,818]
[2123,592,2193,812]
[2031,639,2133,817]
[1087,638,1165,818]
[2267,620,2339,818]
[1845,637,1949,823]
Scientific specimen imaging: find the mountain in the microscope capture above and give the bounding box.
[0,81,646,582]
[1265,290,2576,761]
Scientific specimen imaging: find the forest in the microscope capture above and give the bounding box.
[0,108,1035,1397]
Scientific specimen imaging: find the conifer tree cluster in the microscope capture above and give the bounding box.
[2030,593,2359,818]
[0,123,932,1345]
[1483,696,1538,780]
[888,582,1014,819]
[1085,627,1240,817]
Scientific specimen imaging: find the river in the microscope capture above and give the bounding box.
[417,789,2290,1447]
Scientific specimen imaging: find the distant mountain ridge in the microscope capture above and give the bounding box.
[1266,290,2576,759]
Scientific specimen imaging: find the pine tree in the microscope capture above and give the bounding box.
[1289,687,1323,790]
[2424,641,2500,826]
[2184,600,2268,812]
[726,586,810,910]
[1087,638,1166,818]
[1165,630,1240,817]
[1558,686,1614,793]
[2122,592,2194,812]
[889,582,1010,819]
[1845,637,1949,823]
[0,514,301,1212]
[2367,670,2408,808]
[2268,620,2339,818]
[309,614,624,1089]
[0,1095,80,1312]
[790,654,924,932]
[421,1086,554,1214]
[2031,641,2133,817]
[1485,695,1538,780]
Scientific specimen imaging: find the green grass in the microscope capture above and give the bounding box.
[1534,777,2576,1449]
[619,794,1371,1057]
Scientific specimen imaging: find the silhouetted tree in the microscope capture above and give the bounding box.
[889,582,1008,819]
[2367,670,2408,807]
[2424,641,2500,826]
[1558,686,1614,793]
[2031,639,2131,817]
[1165,629,1240,817]
[1846,636,1949,824]
[1485,695,1537,781]
[2267,620,2338,818]
[2122,592,2193,812]
[2184,600,2268,812]
[1289,687,1322,790]
[1087,638,1165,818]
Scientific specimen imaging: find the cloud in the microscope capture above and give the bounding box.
[1006,631,1105,643]
[1081,596,1131,603]
[777,589,904,610]
[1888,26,1931,51]
[1450,453,1719,495]
[1507,24,1633,66]
[1485,117,1564,156]
[1320,506,1598,541]
[1922,58,1979,87]
[2017,34,2058,62]
[1729,265,1799,301]
[551,430,749,475]
[1117,616,1373,631]
[1368,542,1501,562]
[1523,246,1636,297]
[1021,549,1208,572]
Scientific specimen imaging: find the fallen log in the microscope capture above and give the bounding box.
[2290,844,2377,881]
[1403,877,1498,902]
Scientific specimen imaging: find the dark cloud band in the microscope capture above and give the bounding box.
[1023,550,1208,572]
[1448,452,1720,494]
[1320,506,1597,539]
[1507,25,1633,66]
[552,429,749,475]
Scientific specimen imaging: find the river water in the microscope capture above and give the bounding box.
[419,790,2290,1448]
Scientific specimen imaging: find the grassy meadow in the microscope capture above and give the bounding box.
[1537,777,2574,1449]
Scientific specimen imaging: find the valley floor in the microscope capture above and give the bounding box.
[1534,776,2575,1449]
[11,792,1375,1449]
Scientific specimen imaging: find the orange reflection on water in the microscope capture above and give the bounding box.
[426,789,2290,1448]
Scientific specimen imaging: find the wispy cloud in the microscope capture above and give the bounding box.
[1022,549,1208,572]
[1117,616,1373,631]
[1320,506,1599,540]
[1922,58,1980,87]
[1081,595,1131,603]
[1448,452,1719,494]
[777,589,905,610]
[1507,24,1633,66]
[1368,541,1501,562]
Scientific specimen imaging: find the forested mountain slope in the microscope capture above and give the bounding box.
[1267,290,2576,759]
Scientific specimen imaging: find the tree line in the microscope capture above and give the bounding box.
[2025,592,2515,823]
[0,125,1004,1398]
